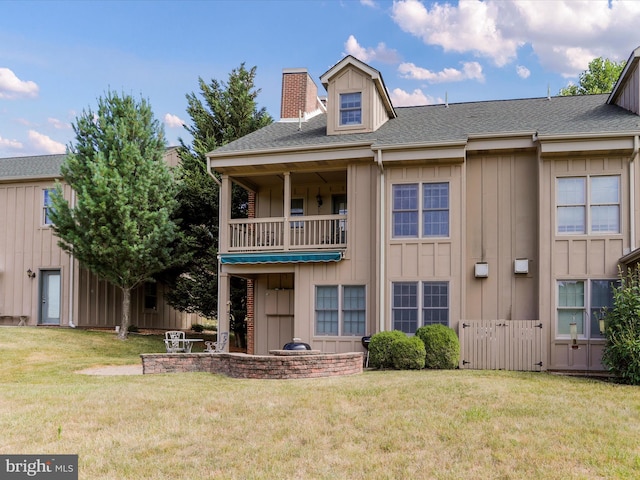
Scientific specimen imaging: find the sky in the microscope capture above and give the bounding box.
[1,0,640,158]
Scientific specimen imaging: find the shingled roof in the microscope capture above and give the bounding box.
[0,154,65,181]
[210,93,640,157]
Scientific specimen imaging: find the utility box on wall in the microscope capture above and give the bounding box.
[265,289,293,316]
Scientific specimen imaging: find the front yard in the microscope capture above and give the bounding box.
[0,327,638,479]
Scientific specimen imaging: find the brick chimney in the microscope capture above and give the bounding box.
[280,68,326,121]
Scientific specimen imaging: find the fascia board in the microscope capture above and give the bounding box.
[538,134,637,155]
[209,144,375,170]
[377,142,466,162]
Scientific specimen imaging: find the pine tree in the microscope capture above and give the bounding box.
[162,64,272,334]
[50,91,184,339]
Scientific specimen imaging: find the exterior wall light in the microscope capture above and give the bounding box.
[569,322,578,349]
[599,317,606,335]
[26,269,36,279]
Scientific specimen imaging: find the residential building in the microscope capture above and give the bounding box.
[0,147,201,330]
[209,47,640,372]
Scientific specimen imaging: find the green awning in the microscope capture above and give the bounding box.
[219,251,343,265]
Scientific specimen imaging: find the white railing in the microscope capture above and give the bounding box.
[228,215,347,251]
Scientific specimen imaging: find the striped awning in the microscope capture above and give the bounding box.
[219,251,343,265]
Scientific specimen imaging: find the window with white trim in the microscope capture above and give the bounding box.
[290,198,304,228]
[315,285,366,336]
[392,183,449,238]
[392,281,449,334]
[557,279,617,339]
[43,188,55,225]
[339,92,362,125]
[557,176,620,234]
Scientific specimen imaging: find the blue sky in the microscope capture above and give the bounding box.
[1,0,639,157]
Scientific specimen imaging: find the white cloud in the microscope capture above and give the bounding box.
[28,130,65,154]
[516,65,531,79]
[343,35,401,64]
[0,135,23,150]
[48,117,71,130]
[360,0,376,7]
[391,0,640,76]
[398,61,484,83]
[164,113,185,129]
[0,68,39,99]
[390,87,442,106]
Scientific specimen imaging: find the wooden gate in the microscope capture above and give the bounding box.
[459,320,546,371]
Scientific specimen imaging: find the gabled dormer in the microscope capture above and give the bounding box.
[608,46,640,115]
[320,55,396,136]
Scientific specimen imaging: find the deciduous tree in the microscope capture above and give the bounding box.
[559,57,626,95]
[50,91,184,339]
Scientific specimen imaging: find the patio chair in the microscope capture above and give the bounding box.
[204,332,229,353]
[164,330,187,353]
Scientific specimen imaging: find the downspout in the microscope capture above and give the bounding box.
[630,135,639,252]
[206,156,222,186]
[377,149,385,333]
[68,188,76,328]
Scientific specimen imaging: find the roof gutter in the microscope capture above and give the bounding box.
[376,148,386,334]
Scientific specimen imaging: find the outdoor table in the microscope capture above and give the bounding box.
[183,339,204,353]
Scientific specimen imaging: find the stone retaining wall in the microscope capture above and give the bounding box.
[140,352,363,379]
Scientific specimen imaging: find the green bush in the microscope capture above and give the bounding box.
[191,324,205,333]
[602,269,640,384]
[368,330,406,369]
[390,336,426,370]
[127,325,139,333]
[415,324,460,369]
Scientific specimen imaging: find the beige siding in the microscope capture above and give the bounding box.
[326,66,380,135]
[541,154,630,370]
[385,163,463,331]
[0,181,72,325]
[465,153,539,323]
[613,62,640,115]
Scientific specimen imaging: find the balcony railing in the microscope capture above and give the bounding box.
[228,215,347,252]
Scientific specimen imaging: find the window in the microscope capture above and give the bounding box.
[392,281,449,334]
[423,183,449,237]
[290,198,304,228]
[315,285,366,336]
[340,92,362,125]
[43,188,55,225]
[144,282,157,310]
[392,183,449,238]
[557,176,619,234]
[557,279,617,339]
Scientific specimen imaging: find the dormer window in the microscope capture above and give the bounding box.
[340,92,362,125]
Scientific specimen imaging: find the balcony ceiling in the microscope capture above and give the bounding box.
[231,168,347,189]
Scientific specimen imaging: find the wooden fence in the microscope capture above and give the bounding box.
[459,320,546,371]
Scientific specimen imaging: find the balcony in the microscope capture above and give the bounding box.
[228,214,347,252]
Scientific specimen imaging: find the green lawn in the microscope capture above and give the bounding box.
[1,327,639,479]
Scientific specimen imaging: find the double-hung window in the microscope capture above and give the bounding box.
[339,92,362,125]
[392,281,449,334]
[43,188,55,225]
[315,285,366,336]
[557,176,620,234]
[392,183,449,238]
[557,279,617,339]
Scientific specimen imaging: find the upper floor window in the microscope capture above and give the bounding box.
[340,92,362,125]
[315,285,366,336]
[290,198,304,228]
[392,183,449,238]
[392,281,449,334]
[557,176,619,234]
[43,188,55,225]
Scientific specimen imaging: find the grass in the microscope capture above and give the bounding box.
[1,328,640,479]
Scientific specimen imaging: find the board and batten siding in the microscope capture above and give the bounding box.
[0,181,72,324]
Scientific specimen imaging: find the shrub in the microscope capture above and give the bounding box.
[415,324,460,369]
[602,268,640,385]
[390,336,426,370]
[368,330,406,369]
[191,324,204,333]
[127,325,139,333]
